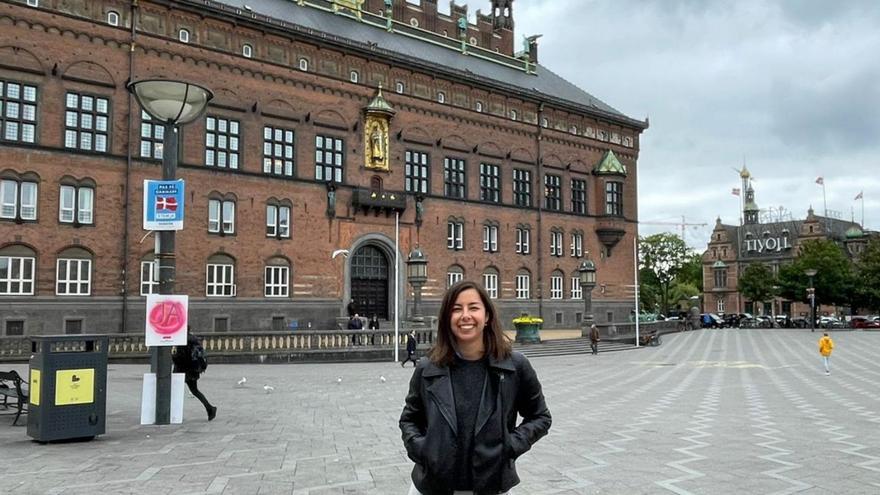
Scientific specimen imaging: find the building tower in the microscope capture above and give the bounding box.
[744,181,759,225]
[492,0,513,30]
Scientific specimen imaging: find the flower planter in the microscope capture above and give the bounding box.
[512,317,543,344]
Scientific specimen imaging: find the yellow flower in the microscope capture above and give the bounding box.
[512,316,544,325]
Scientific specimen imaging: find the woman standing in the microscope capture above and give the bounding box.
[399,281,551,495]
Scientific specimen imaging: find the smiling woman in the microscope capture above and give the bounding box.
[399,280,552,495]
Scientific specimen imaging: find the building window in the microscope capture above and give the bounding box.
[242,43,253,58]
[140,111,164,159]
[447,265,464,288]
[515,227,530,254]
[515,271,530,299]
[64,92,109,153]
[298,58,309,71]
[447,220,464,250]
[395,81,405,94]
[550,229,563,257]
[569,125,578,135]
[178,29,190,43]
[350,70,359,83]
[56,258,91,295]
[510,109,518,121]
[714,269,727,288]
[272,317,285,331]
[544,174,561,211]
[266,203,290,238]
[263,126,294,176]
[59,184,94,225]
[65,319,83,335]
[315,135,343,183]
[405,150,429,194]
[206,260,235,297]
[264,264,289,297]
[107,11,120,26]
[0,255,34,295]
[513,169,531,207]
[208,198,235,234]
[571,179,586,215]
[479,163,500,203]
[483,269,499,299]
[26,0,38,7]
[550,272,563,299]
[444,157,466,199]
[205,116,240,169]
[570,276,582,299]
[475,101,483,113]
[570,231,583,258]
[4,320,24,336]
[213,317,229,332]
[717,298,725,313]
[1,80,37,143]
[140,260,157,295]
[605,181,623,216]
[437,91,446,104]
[0,177,38,221]
[540,117,549,128]
[482,224,498,253]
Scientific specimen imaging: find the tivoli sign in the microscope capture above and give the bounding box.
[744,235,792,254]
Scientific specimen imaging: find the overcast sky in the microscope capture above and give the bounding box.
[508,0,880,249]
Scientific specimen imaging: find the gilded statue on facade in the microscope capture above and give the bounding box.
[363,85,395,172]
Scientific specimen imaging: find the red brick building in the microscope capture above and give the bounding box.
[0,0,647,336]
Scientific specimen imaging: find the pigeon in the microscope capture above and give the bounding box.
[263,385,274,394]
[379,376,387,383]
[336,377,343,384]
[237,377,247,387]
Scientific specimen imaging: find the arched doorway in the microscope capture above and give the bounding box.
[350,244,389,320]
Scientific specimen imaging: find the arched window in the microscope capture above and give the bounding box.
[482,267,499,299]
[437,91,446,104]
[570,270,582,299]
[56,247,92,296]
[107,11,120,26]
[475,101,483,113]
[350,70,360,83]
[178,29,190,43]
[298,58,309,71]
[242,43,253,58]
[395,81,405,94]
[515,269,531,299]
[266,198,292,239]
[206,253,235,297]
[0,244,36,295]
[446,264,464,288]
[550,270,564,299]
[264,256,290,297]
[510,109,518,121]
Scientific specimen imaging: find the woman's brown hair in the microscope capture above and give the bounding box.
[427,280,512,366]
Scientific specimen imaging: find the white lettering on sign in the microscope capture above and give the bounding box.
[744,236,792,254]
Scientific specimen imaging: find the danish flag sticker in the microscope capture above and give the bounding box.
[144,179,185,231]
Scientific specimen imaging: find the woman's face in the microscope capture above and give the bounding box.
[450,288,488,348]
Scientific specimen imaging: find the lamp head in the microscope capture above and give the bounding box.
[128,79,213,125]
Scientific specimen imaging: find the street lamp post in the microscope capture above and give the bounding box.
[406,247,428,321]
[578,258,597,332]
[805,268,818,333]
[128,80,212,425]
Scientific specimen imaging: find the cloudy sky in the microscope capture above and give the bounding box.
[507,0,880,249]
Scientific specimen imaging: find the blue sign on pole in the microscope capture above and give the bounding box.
[143,179,185,231]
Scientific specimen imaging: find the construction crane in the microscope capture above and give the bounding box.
[641,216,708,240]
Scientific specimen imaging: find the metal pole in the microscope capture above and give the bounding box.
[154,125,178,425]
[809,275,815,333]
[394,211,399,362]
[634,237,640,347]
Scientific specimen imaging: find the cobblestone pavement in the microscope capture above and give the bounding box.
[2,329,880,494]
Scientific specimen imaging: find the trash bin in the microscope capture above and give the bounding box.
[28,335,109,442]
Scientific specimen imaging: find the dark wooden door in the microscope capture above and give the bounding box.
[350,245,389,320]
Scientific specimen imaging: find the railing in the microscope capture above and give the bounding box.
[0,328,436,363]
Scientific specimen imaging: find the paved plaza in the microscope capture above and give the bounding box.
[2,329,880,494]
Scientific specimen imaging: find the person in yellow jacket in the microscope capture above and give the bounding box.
[818,333,834,375]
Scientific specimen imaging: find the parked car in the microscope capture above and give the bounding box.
[701,313,723,328]
[755,315,774,328]
[850,316,880,329]
[790,317,810,328]
[774,314,792,328]
[722,313,741,328]
[819,316,844,328]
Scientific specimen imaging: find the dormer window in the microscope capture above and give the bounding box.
[510,109,517,121]
[437,92,446,104]
[178,29,190,43]
[541,118,548,128]
[475,101,483,113]
[395,81,405,94]
[242,44,253,58]
[350,70,359,83]
[298,58,309,71]
[107,11,120,26]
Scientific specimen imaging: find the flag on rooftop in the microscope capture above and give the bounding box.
[815,176,824,185]
[731,188,741,196]
[855,191,863,200]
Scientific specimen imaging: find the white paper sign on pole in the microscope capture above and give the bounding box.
[140,373,185,424]
[145,294,188,346]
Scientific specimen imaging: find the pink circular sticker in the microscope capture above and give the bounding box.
[149,300,187,335]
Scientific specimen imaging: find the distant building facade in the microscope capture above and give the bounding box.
[702,170,871,317]
[0,0,648,336]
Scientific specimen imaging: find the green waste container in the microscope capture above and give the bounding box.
[28,335,109,442]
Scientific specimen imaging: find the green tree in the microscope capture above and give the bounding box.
[639,233,692,315]
[638,268,662,314]
[777,239,853,307]
[738,262,777,311]
[676,253,704,292]
[853,238,880,312]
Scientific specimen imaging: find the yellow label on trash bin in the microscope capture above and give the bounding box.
[30,369,41,406]
[55,369,95,405]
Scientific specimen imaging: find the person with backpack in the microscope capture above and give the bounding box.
[173,330,217,421]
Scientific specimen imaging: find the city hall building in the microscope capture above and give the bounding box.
[0,0,648,336]
[702,175,870,318]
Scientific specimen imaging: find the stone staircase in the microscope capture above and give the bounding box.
[514,337,640,358]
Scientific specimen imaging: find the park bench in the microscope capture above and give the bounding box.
[0,370,28,425]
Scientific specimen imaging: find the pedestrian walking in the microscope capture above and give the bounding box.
[589,324,600,355]
[172,330,217,421]
[401,330,418,367]
[818,332,834,375]
[399,280,552,495]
